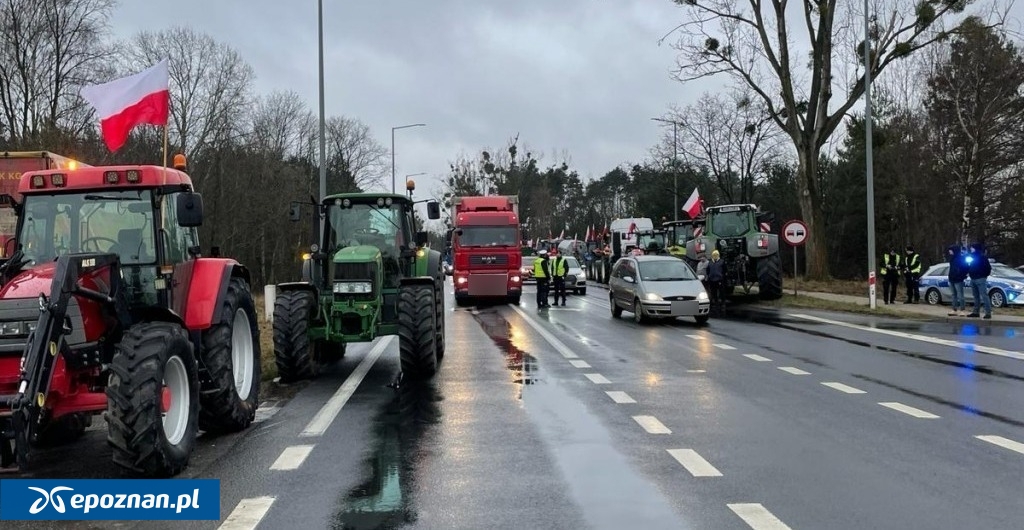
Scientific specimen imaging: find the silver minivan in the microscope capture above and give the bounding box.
[608,255,710,324]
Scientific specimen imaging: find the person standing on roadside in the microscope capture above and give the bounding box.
[946,245,968,316]
[966,243,992,319]
[533,250,551,308]
[902,245,922,303]
[880,246,901,305]
[707,249,726,315]
[550,252,568,306]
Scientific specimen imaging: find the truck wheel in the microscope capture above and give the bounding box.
[398,284,437,380]
[106,322,199,477]
[273,290,319,383]
[434,280,446,361]
[508,294,521,305]
[757,254,783,300]
[198,277,261,434]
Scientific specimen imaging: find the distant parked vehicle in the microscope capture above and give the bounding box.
[563,256,587,295]
[919,262,1024,308]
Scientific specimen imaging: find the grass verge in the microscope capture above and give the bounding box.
[252,294,277,382]
[786,278,867,297]
[754,293,914,318]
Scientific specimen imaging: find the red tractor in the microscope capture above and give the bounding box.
[0,156,261,477]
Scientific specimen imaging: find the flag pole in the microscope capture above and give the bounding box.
[162,124,169,169]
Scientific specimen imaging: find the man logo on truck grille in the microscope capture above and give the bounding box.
[482,256,496,263]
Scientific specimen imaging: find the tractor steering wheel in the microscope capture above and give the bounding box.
[81,236,118,253]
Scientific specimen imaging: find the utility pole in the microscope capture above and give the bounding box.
[651,117,680,222]
[317,0,327,238]
[864,0,877,310]
[391,123,426,193]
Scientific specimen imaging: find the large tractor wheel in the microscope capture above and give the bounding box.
[757,253,784,300]
[398,284,437,380]
[273,290,319,383]
[434,279,446,361]
[106,322,199,477]
[198,277,261,434]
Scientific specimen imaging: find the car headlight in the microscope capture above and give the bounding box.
[334,281,372,294]
[698,291,709,301]
[645,292,662,301]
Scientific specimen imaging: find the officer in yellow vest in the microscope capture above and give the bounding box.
[533,250,551,308]
[880,247,901,304]
[903,245,922,303]
[550,253,568,306]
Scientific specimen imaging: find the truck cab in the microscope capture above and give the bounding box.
[450,196,523,305]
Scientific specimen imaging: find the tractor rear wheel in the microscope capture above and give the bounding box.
[434,279,446,361]
[398,284,437,380]
[757,253,783,300]
[198,277,261,434]
[106,322,199,477]
[273,290,319,383]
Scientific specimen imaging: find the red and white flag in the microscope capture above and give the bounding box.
[80,60,170,152]
[558,229,565,240]
[627,222,637,235]
[759,222,771,232]
[682,188,703,219]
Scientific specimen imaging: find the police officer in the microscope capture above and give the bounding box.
[550,252,568,306]
[880,246,901,305]
[533,250,551,308]
[902,245,922,303]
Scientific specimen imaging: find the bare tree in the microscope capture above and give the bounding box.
[664,0,995,279]
[324,116,388,193]
[119,26,254,159]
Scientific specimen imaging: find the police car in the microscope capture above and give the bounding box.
[918,260,1024,308]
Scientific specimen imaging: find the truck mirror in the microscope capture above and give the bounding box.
[176,192,204,227]
[415,231,429,247]
[289,204,301,222]
[426,201,441,220]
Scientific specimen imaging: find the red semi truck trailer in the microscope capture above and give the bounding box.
[0,152,91,257]
[450,195,523,306]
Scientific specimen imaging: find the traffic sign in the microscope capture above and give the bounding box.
[782,220,808,246]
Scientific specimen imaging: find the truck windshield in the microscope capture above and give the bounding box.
[457,226,517,247]
[711,211,751,237]
[326,202,411,256]
[18,190,156,266]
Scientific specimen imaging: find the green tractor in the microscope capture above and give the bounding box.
[663,218,704,259]
[636,229,669,255]
[273,180,446,382]
[684,204,783,300]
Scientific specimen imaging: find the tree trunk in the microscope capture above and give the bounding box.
[795,143,830,280]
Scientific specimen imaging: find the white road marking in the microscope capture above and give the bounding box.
[743,354,772,362]
[269,445,315,470]
[300,336,392,437]
[791,313,1024,361]
[219,496,276,530]
[686,334,703,339]
[667,448,722,477]
[821,382,866,394]
[976,435,1024,455]
[728,503,793,530]
[687,369,706,373]
[714,343,736,350]
[878,402,940,419]
[777,367,810,375]
[570,360,592,368]
[253,402,281,424]
[633,415,671,434]
[606,391,637,404]
[509,305,580,358]
[585,373,612,384]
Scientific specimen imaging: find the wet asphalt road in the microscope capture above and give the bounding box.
[6,281,1024,529]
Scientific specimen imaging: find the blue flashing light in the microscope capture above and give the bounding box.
[965,255,974,264]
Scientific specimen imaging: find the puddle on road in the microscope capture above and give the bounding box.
[470,308,540,387]
[330,382,442,530]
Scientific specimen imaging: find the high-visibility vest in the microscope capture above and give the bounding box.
[907,253,922,274]
[533,257,549,278]
[552,256,567,277]
[881,253,900,275]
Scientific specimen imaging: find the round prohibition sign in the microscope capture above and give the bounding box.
[782,220,808,246]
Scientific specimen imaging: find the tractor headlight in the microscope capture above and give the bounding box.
[0,321,33,336]
[334,281,372,294]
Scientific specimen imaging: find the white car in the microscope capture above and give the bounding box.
[564,256,587,295]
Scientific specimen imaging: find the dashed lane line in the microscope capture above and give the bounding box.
[686,334,703,339]
[743,354,772,362]
[585,373,612,384]
[878,402,940,419]
[821,382,867,394]
[687,369,707,373]
[667,449,723,477]
[300,336,392,437]
[509,305,580,359]
[219,496,276,530]
[606,391,637,404]
[714,343,736,350]
[727,503,793,530]
[791,313,1024,361]
[976,435,1024,455]
[570,359,592,368]
[778,367,811,375]
[633,415,672,434]
[269,445,316,471]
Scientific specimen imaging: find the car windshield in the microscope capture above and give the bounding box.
[18,190,156,265]
[326,202,410,256]
[993,265,1024,279]
[639,260,697,281]
[711,211,751,237]
[458,226,517,247]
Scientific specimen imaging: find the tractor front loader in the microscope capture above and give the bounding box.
[273,178,446,383]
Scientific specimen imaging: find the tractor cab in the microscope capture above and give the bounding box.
[636,230,668,255]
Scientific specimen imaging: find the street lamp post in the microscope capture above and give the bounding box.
[651,118,680,222]
[864,0,877,309]
[391,123,426,193]
[317,0,327,237]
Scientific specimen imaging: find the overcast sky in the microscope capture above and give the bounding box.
[109,1,1024,199]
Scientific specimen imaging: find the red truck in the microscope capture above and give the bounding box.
[0,152,91,257]
[450,195,523,305]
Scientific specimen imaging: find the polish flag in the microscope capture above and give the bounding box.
[628,222,637,235]
[682,188,702,219]
[558,229,565,240]
[80,59,170,152]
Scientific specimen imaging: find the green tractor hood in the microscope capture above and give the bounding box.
[333,244,383,264]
